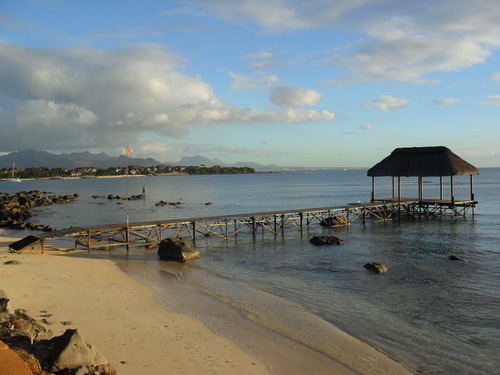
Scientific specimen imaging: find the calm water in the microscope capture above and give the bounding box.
[1,169,499,374]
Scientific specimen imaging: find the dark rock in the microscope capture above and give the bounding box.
[46,329,114,374]
[364,262,388,274]
[7,310,53,343]
[309,236,344,245]
[448,255,466,262]
[320,216,349,227]
[4,260,22,265]
[158,237,200,261]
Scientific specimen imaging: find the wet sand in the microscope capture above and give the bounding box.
[0,231,413,374]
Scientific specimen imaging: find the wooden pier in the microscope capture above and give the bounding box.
[8,198,477,253]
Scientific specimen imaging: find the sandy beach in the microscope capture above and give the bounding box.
[0,231,414,375]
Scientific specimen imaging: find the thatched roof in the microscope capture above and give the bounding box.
[367,146,480,177]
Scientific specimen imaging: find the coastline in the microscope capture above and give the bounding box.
[0,231,414,375]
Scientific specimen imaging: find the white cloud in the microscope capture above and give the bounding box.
[364,95,410,112]
[478,95,500,106]
[244,52,285,72]
[229,71,280,91]
[361,123,374,130]
[269,86,322,107]
[434,98,460,105]
[0,43,332,151]
[203,0,500,83]
[492,72,500,82]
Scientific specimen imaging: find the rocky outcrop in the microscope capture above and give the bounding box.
[364,262,388,274]
[0,191,78,231]
[320,216,349,227]
[155,200,182,207]
[0,290,115,375]
[158,237,200,261]
[309,236,344,245]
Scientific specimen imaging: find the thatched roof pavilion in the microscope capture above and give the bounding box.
[367,146,479,177]
[367,146,479,204]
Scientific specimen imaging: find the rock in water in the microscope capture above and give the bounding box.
[47,329,115,374]
[448,255,466,261]
[320,216,349,227]
[158,237,200,261]
[309,236,344,245]
[364,262,388,274]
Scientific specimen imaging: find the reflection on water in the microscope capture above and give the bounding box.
[1,168,499,374]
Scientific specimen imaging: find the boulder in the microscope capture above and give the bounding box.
[309,236,344,245]
[364,262,387,274]
[46,329,115,374]
[320,216,349,227]
[158,237,200,261]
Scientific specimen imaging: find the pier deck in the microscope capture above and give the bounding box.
[8,198,477,253]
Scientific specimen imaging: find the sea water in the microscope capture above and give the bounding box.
[1,169,499,374]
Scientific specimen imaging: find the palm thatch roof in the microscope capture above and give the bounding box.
[367,146,479,177]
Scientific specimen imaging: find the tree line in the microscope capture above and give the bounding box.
[1,165,256,179]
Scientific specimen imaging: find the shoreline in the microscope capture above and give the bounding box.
[0,231,414,374]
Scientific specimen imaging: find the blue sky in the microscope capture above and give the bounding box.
[1,0,499,167]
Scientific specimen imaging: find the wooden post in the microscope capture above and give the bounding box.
[450,176,455,206]
[440,176,443,200]
[392,176,395,198]
[470,175,475,201]
[191,222,196,243]
[398,176,401,203]
[371,176,375,202]
[418,176,423,201]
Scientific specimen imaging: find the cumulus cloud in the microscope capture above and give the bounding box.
[0,43,333,152]
[364,95,410,112]
[269,86,323,107]
[434,98,460,105]
[492,72,500,83]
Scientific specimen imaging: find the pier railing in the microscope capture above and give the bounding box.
[8,198,477,253]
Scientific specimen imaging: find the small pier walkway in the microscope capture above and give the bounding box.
[8,198,476,253]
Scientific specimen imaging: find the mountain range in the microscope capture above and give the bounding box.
[0,150,278,171]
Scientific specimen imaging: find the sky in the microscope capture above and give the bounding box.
[1,0,499,167]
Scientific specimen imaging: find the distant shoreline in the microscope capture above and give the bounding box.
[0,172,189,182]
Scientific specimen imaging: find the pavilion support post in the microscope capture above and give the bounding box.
[398,176,401,203]
[371,177,375,202]
[418,176,423,201]
[440,176,443,200]
[191,222,196,243]
[470,175,475,201]
[392,176,395,198]
[450,176,455,206]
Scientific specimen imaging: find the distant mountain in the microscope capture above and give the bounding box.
[175,155,216,167]
[0,150,278,171]
[0,150,162,169]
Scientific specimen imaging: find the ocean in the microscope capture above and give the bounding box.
[1,168,499,374]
